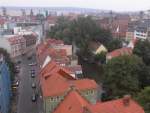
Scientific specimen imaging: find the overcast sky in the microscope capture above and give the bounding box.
[0,0,150,11]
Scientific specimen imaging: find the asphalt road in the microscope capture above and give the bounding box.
[17,55,39,113]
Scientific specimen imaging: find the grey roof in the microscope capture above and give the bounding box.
[128,19,150,32]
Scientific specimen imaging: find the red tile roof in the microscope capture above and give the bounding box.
[46,39,64,45]
[92,98,145,113]
[40,61,97,97]
[46,16,58,24]
[53,90,91,113]
[71,79,98,91]
[37,43,68,66]
[53,90,145,113]
[107,47,133,59]
[8,35,25,45]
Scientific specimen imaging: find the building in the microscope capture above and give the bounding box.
[40,61,99,113]
[126,27,148,41]
[126,30,135,41]
[89,42,107,55]
[8,35,26,57]
[23,34,37,47]
[23,33,37,54]
[0,32,37,58]
[97,14,130,39]
[0,54,11,113]
[53,92,145,113]
[37,38,145,113]
[127,19,150,41]
[0,35,26,58]
[65,65,83,78]
[111,15,130,39]
[106,47,133,61]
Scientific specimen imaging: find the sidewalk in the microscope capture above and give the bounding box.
[10,92,18,113]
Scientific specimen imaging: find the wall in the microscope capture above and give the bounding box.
[80,89,98,104]
[0,60,11,113]
[126,31,134,41]
[134,30,147,40]
[43,94,65,113]
[0,37,11,54]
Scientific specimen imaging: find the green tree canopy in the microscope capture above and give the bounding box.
[133,40,150,66]
[103,55,146,100]
[48,16,112,52]
[107,38,122,52]
[136,86,150,113]
[94,52,106,64]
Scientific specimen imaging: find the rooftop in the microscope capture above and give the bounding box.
[107,47,132,59]
[54,90,145,113]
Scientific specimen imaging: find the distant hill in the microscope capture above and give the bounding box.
[0,6,109,13]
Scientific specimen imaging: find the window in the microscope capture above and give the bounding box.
[56,96,59,100]
[91,90,94,94]
[50,97,53,101]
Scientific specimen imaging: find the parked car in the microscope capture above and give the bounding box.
[15,80,19,87]
[31,94,37,102]
[28,62,37,66]
[27,56,32,60]
[14,68,20,73]
[30,70,35,74]
[31,73,35,78]
[32,83,36,88]
[17,60,21,64]
[12,80,19,87]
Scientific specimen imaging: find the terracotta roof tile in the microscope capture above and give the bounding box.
[92,98,145,113]
[107,47,132,59]
[8,35,25,45]
[53,90,91,113]
[54,90,145,113]
[40,62,97,97]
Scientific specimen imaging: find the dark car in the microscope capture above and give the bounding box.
[14,68,20,73]
[12,80,19,87]
[27,56,32,60]
[31,94,37,102]
[17,60,21,64]
[30,70,35,74]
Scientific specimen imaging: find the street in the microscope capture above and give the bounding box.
[17,55,39,113]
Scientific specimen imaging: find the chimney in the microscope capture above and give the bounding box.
[122,95,131,106]
[69,84,76,91]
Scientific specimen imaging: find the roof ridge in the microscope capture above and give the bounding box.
[53,89,90,113]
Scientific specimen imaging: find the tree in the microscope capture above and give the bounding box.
[47,16,71,44]
[136,86,150,113]
[48,16,112,54]
[133,40,150,66]
[103,55,146,100]
[94,52,106,64]
[107,38,122,52]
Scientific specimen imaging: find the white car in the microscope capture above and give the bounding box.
[28,62,37,66]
